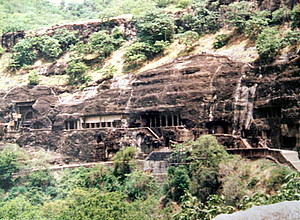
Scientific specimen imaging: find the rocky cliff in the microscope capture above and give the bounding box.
[0,50,299,163]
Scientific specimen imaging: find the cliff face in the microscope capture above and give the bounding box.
[1,51,298,163]
[1,15,135,51]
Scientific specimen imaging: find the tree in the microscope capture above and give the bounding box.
[165,166,191,203]
[224,1,255,33]
[256,28,282,62]
[0,145,27,190]
[135,9,175,43]
[66,59,90,85]
[112,147,137,181]
[123,171,158,201]
[245,10,271,39]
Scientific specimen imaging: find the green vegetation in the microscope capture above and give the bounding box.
[0,136,298,219]
[256,28,282,62]
[28,70,40,86]
[213,34,230,49]
[66,59,90,85]
[123,9,174,70]
[2,0,299,84]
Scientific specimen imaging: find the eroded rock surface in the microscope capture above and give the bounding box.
[214,201,300,220]
[0,52,299,163]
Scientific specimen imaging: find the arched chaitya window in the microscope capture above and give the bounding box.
[25,111,33,120]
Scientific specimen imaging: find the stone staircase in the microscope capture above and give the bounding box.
[279,150,300,172]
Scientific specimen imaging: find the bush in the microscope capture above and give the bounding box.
[33,35,63,59]
[213,34,230,49]
[28,70,40,86]
[124,171,158,201]
[71,30,123,62]
[9,35,64,70]
[88,30,123,57]
[245,10,271,39]
[178,7,221,34]
[283,30,300,46]
[177,30,199,46]
[53,28,79,51]
[271,6,291,25]
[256,28,282,62]
[165,166,191,203]
[112,147,137,181]
[291,4,300,29]
[9,38,36,70]
[135,9,175,43]
[124,40,168,70]
[224,1,255,33]
[66,59,90,85]
[0,145,28,190]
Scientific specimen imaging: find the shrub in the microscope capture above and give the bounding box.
[0,145,28,190]
[178,7,221,34]
[291,4,300,29]
[135,9,175,43]
[112,147,137,181]
[224,1,255,33]
[53,28,79,51]
[28,70,40,86]
[124,40,168,70]
[213,34,230,49]
[283,30,300,46]
[256,28,282,62]
[32,35,63,59]
[9,38,36,70]
[124,171,158,201]
[165,166,191,203]
[9,35,64,70]
[271,6,291,25]
[66,59,90,85]
[177,30,199,46]
[88,30,123,57]
[245,10,271,39]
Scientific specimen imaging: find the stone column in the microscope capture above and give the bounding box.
[159,115,162,127]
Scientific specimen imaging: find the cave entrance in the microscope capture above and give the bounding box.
[65,120,78,130]
[281,136,296,149]
[206,121,232,134]
[254,106,281,119]
[25,111,33,120]
[139,112,182,128]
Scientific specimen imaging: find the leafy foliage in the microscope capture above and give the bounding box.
[112,147,137,181]
[124,171,159,201]
[283,30,300,46]
[271,6,291,25]
[174,193,234,220]
[291,4,300,29]
[177,31,199,46]
[66,59,90,85]
[213,34,230,49]
[8,38,36,70]
[256,28,282,61]
[28,70,40,86]
[124,40,168,70]
[0,145,27,190]
[135,9,175,43]
[224,1,255,33]
[165,166,190,202]
[245,10,271,39]
[178,6,221,34]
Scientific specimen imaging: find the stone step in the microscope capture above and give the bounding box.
[280,150,300,172]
